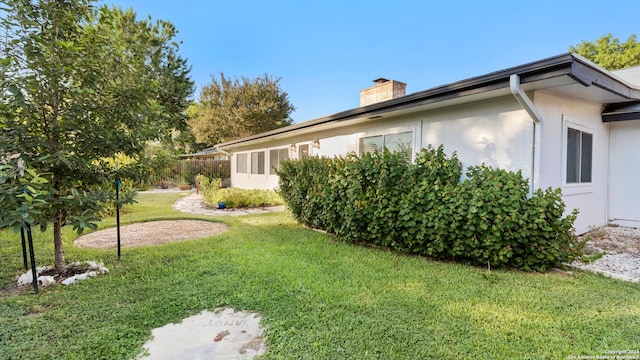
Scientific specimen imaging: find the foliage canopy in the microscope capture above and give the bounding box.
[0,0,194,272]
[569,33,640,70]
[188,73,295,146]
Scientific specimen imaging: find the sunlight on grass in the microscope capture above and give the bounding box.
[1,192,639,359]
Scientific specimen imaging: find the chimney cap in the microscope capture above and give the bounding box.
[372,78,390,84]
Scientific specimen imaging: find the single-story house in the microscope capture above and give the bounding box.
[215,53,640,234]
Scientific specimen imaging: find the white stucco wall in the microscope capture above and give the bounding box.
[312,134,357,158]
[609,119,640,227]
[231,97,536,195]
[534,91,609,234]
[421,97,534,179]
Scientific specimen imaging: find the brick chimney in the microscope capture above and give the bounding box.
[360,78,406,106]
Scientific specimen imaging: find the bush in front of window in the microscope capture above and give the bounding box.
[277,145,582,272]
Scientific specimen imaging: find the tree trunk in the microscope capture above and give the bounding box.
[53,210,66,274]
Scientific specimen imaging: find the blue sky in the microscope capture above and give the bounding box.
[107,0,639,123]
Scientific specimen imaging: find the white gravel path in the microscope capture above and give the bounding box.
[172,193,284,216]
[571,226,640,283]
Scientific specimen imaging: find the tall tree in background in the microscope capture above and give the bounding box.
[569,33,640,70]
[188,73,295,146]
[0,0,193,273]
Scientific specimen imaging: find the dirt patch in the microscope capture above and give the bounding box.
[74,220,229,249]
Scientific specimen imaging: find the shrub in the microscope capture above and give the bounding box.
[196,174,283,209]
[277,145,581,271]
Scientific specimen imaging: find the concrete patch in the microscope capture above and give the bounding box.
[138,308,266,360]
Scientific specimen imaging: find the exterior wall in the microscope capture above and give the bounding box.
[230,97,533,191]
[534,91,609,234]
[420,97,534,178]
[313,134,358,158]
[608,119,640,227]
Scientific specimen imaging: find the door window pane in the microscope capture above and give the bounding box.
[298,144,309,159]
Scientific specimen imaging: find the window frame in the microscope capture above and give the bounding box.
[269,147,289,175]
[250,151,266,175]
[358,129,415,162]
[562,120,594,194]
[236,153,248,174]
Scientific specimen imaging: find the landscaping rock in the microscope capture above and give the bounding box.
[16,262,109,287]
[17,266,52,286]
[571,226,640,283]
[38,276,56,287]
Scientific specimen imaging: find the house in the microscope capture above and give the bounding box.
[215,53,640,234]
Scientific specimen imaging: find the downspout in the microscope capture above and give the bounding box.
[510,74,542,196]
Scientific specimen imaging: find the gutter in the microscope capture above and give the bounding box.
[217,53,577,150]
[510,74,542,196]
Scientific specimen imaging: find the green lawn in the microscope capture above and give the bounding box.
[1,192,638,359]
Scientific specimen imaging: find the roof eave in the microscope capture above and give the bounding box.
[217,53,639,149]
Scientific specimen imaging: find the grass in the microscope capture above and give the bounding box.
[1,192,639,359]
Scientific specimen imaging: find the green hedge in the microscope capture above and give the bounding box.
[277,145,581,271]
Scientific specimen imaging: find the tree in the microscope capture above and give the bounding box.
[188,73,295,146]
[0,0,194,273]
[569,33,640,70]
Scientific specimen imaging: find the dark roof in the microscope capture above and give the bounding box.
[180,147,228,158]
[217,53,640,149]
[602,101,640,122]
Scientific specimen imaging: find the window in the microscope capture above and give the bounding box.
[361,135,383,153]
[237,153,247,174]
[251,151,265,175]
[298,144,310,159]
[269,148,289,175]
[360,131,413,161]
[566,127,592,183]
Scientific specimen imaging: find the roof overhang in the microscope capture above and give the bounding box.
[217,53,640,150]
[180,146,230,158]
[602,101,640,122]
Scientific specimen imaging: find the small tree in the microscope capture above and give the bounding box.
[0,1,194,273]
[188,73,295,146]
[569,33,640,70]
